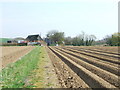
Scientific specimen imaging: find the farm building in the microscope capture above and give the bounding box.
[14,37,26,43]
[7,40,17,43]
[26,34,42,45]
[5,37,27,46]
[7,37,26,44]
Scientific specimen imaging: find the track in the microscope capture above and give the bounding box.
[46,46,119,89]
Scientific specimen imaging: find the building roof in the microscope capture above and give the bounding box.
[26,34,42,41]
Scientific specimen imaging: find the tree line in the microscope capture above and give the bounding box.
[44,30,120,46]
[65,32,96,46]
[105,33,120,46]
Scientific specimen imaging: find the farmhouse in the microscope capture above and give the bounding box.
[26,34,42,45]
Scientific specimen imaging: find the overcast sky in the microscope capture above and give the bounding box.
[0,0,118,40]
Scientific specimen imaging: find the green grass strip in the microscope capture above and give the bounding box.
[1,46,41,88]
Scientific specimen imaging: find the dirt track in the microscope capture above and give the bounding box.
[1,46,35,68]
[46,46,119,89]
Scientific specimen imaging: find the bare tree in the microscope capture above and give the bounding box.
[46,30,65,45]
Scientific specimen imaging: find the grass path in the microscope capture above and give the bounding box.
[28,46,61,88]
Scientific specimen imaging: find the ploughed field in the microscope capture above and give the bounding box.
[46,46,119,89]
[1,46,35,68]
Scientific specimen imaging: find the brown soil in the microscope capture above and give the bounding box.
[70,46,119,53]
[43,48,61,88]
[1,46,35,68]
[46,46,119,89]
[46,46,89,88]
[1,46,119,89]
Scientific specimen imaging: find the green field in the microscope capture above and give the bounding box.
[0,38,12,43]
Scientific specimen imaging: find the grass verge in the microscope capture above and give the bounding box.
[26,46,47,88]
[25,46,60,88]
[1,46,41,88]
